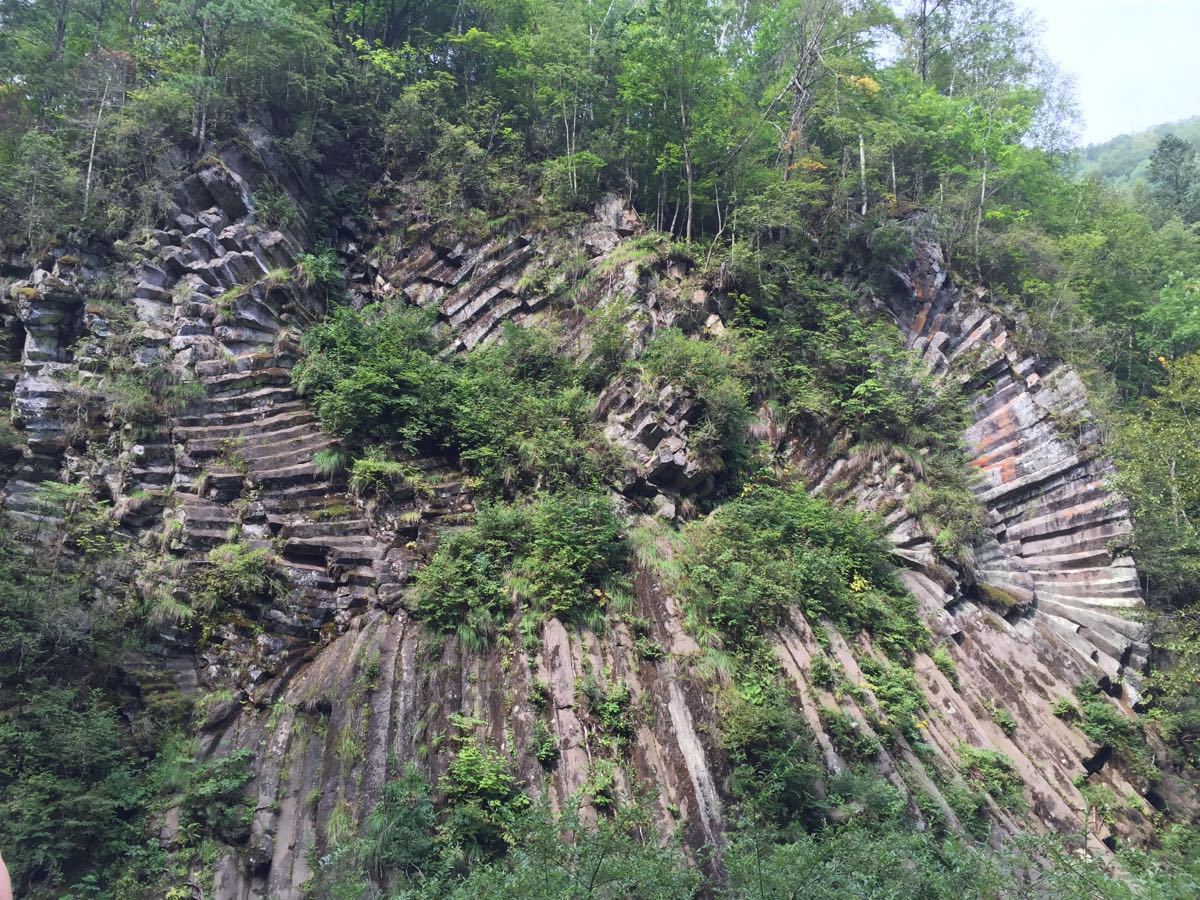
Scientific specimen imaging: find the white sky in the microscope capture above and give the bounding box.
[1015,0,1200,145]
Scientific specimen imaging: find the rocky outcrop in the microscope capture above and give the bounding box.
[885,238,1148,694]
[0,163,1161,896]
[596,376,715,513]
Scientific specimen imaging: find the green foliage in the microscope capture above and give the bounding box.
[0,523,165,893]
[1112,353,1200,606]
[809,654,841,690]
[859,656,927,744]
[718,815,1179,900]
[1079,117,1200,186]
[1142,604,1200,766]
[297,311,614,495]
[411,504,525,648]
[0,684,146,890]
[296,248,345,301]
[528,719,558,766]
[312,448,348,479]
[1052,697,1079,721]
[294,304,452,454]
[931,645,959,687]
[108,366,207,437]
[1070,683,1158,782]
[178,749,255,838]
[191,542,281,615]
[677,483,925,657]
[957,745,1024,811]
[991,706,1018,736]
[413,492,625,648]
[363,765,439,879]
[719,656,823,829]
[441,721,529,859]
[414,800,699,899]
[512,491,626,620]
[638,328,752,474]
[820,706,881,762]
[583,673,636,745]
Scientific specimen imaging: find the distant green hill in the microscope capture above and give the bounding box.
[1077,116,1200,185]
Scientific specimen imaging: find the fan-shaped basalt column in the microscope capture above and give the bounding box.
[883,237,1148,695]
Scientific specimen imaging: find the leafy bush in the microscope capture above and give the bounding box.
[0,685,147,890]
[0,528,161,893]
[932,645,959,686]
[413,492,626,647]
[638,328,752,475]
[1052,696,1079,720]
[719,659,823,828]
[583,673,636,745]
[821,707,881,762]
[296,247,345,301]
[958,745,1024,811]
[441,720,528,859]
[297,311,613,495]
[860,656,927,743]
[529,719,558,766]
[191,542,281,614]
[809,654,840,690]
[294,304,453,453]
[411,504,526,649]
[992,706,1018,736]
[677,483,925,656]
[179,749,255,838]
[1072,683,1158,782]
[415,800,698,899]
[363,765,439,879]
[512,491,626,620]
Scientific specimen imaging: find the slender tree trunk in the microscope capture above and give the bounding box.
[859,133,868,216]
[975,151,988,262]
[83,77,112,221]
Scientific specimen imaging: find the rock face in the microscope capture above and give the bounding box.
[884,238,1148,694]
[0,161,1159,896]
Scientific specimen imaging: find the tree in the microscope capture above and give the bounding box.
[0,130,79,250]
[1148,134,1199,222]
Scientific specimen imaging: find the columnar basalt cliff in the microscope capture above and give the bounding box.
[0,157,1168,897]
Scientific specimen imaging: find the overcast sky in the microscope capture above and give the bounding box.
[1016,0,1200,146]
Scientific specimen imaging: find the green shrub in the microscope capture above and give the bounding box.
[293,304,453,453]
[441,720,528,858]
[932,645,959,686]
[958,745,1024,811]
[1052,696,1078,720]
[677,483,925,656]
[411,504,526,649]
[529,719,558,766]
[719,659,823,827]
[412,492,625,647]
[297,247,345,300]
[179,749,255,837]
[363,766,439,878]
[349,452,416,499]
[859,656,927,743]
[192,542,281,613]
[583,674,635,745]
[297,310,612,496]
[639,328,752,475]
[992,706,1018,736]
[1072,683,1158,783]
[512,491,626,621]
[821,707,881,761]
[809,654,841,689]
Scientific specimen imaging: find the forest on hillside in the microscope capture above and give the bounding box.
[2,0,1200,897]
[1078,116,1200,186]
